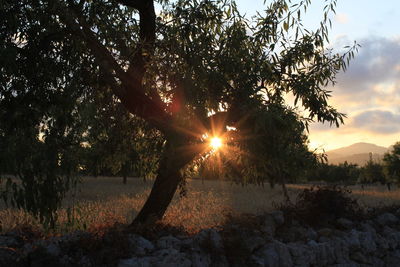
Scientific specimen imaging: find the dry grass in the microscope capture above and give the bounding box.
[1,177,400,234]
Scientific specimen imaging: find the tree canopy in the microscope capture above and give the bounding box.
[0,0,357,226]
[383,142,400,184]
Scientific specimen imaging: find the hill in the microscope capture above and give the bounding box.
[326,142,388,166]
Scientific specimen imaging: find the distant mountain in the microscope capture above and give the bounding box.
[326,142,388,166]
[327,153,384,166]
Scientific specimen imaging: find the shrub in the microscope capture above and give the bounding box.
[277,185,363,226]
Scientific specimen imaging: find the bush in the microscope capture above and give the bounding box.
[277,185,363,226]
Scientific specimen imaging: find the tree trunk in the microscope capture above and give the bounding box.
[123,175,127,184]
[280,175,290,203]
[131,163,181,226]
[130,137,196,226]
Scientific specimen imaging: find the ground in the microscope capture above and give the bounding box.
[1,177,400,234]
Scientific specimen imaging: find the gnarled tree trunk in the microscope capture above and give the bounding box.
[131,135,201,226]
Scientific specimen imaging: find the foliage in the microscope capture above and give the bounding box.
[198,104,319,186]
[383,142,400,184]
[305,161,360,184]
[0,0,358,224]
[80,90,163,179]
[358,153,386,184]
[277,185,363,226]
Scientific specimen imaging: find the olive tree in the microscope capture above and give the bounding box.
[0,0,357,226]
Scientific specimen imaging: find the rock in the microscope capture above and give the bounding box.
[344,230,361,251]
[191,252,211,267]
[180,238,194,249]
[156,235,181,250]
[45,243,61,257]
[77,256,92,267]
[350,251,369,264]
[375,234,390,251]
[306,228,318,241]
[262,215,276,236]
[128,235,155,256]
[255,243,279,267]
[359,231,376,253]
[195,229,223,252]
[273,240,293,267]
[310,241,335,266]
[329,263,359,267]
[0,247,18,267]
[287,242,311,266]
[28,246,60,267]
[331,237,349,264]
[318,228,333,238]
[0,235,23,248]
[152,248,191,267]
[118,257,152,267]
[370,257,385,267]
[384,249,400,267]
[271,211,285,226]
[249,255,265,267]
[336,218,354,230]
[242,235,266,253]
[59,255,73,266]
[360,222,377,239]
[376,213,399,226]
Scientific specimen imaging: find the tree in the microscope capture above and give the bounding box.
[1,0,357,226]
[81,88,163,183]
[358,153,385,185]
[383,142,400,186]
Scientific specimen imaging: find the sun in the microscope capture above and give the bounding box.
[210,136,223,150]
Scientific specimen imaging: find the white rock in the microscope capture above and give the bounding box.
[45,243,61,257]
[345,230,361,251]
[359,231,377,253]
[376,213,399,226]
[271,211,285,226]
[243,235,265,253]
[273,240,293,267]
[118,257,152,267]
[152,248,191,267]
[128,235,155,256]
[337,218,354,229]
[256,243,279,267]
[156,235,181,250]
[191,252,211,267]
[195,229,223,252]
[0,235,22,248]
[262,215,276,236]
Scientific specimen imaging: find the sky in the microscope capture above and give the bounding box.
[235,0,400,151]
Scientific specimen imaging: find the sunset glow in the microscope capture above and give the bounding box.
[210,137,223,150]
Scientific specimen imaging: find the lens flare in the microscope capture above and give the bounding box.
[210,137,222,150]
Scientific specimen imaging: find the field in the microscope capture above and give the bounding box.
[1,176,400,234]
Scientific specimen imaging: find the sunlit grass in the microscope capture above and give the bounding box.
[1,177,400,234]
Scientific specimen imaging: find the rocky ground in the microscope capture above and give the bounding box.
[2,208,400,267]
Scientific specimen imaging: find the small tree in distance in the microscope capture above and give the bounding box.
[383,142,400,188]
[0,0,358,227]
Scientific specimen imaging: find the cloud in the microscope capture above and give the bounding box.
[335,13,349,24]
[351,110,400,134]
[328,37,400,112]
[308,37,400,150]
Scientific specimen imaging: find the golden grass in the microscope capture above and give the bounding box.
[1,177,400,234]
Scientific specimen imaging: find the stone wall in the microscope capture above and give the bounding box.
[2,210,400,266]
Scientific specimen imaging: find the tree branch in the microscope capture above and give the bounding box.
[115,0,144,10]
[52,0,172,132]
